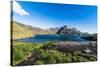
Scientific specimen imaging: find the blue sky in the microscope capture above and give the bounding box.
[13,1,97,34]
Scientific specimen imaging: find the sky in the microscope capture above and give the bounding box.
[12,1,97,34]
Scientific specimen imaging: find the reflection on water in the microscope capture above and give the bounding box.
[16,34,87,43]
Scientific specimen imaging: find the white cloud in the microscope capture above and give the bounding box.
[13,1,29,16]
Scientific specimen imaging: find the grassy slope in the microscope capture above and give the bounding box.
[11,21,56,40]
[12,21,34,39]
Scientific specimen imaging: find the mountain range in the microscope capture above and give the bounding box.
[11,21,92,40]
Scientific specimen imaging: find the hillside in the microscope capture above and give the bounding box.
[11,21,57,39]
[12,21,33,39]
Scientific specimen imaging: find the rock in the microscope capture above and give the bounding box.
[83,48,92,54]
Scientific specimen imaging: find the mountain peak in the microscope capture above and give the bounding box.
[56,25,81,35]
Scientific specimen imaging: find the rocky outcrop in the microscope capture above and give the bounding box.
[56,25,82,35]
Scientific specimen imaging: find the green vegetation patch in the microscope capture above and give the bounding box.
[12,41,97,66]
[12,42,42,65]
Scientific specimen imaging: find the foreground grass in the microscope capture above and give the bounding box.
[12,41,97,66]
[12,42,43,65]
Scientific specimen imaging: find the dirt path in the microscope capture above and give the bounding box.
[16,52,37,66]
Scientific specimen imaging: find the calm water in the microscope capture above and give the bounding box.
[16,34,87,43]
